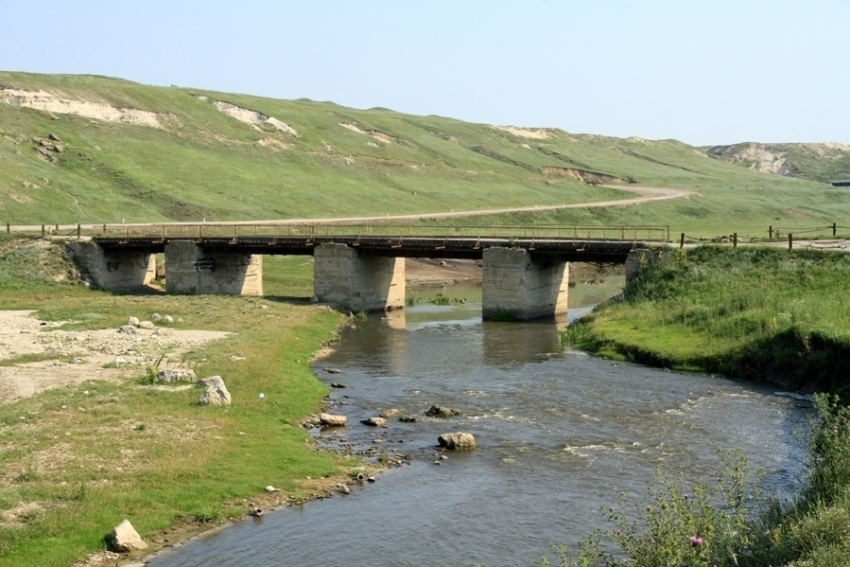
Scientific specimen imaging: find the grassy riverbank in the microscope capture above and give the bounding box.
[564,246,850,394]
[0,242,355,567]
[560,246,850,566]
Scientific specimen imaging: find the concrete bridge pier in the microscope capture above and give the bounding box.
[482,247,569,321]
[66,241,155,291]
[313,243,405,313]
[164,241,262,295]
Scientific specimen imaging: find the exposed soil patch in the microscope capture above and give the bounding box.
[406,258,482,286]
[493,125,551,139]
[339,122,395,144]
[542,166,626,185]
[0,88,162,128]
[0,311,229,404]
[212,101,298,136]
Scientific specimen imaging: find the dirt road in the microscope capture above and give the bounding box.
[8,186,694,232]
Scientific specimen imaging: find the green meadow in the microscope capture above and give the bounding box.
[1,71,847,241]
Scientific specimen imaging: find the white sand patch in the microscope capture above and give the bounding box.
[213,101,298,136]
[339,122,393,144]
[0,89,162,128]
[0,310,229,404]
[493,125,550,140]
[257,138,293,150]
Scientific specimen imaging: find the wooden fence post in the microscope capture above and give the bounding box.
[5,223,9,234]
[733,233,738,248]
[833,223,837,237]
[788,233,793,250]
[77,224,81,240]
[41,225,45,239]
[680,232,685,249]
[769,225,773,239]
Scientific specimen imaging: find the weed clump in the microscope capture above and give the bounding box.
[548,395,850,566]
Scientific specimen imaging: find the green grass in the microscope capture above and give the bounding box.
[0,242,359,567]
[1,71,847,239]
[563,246,850,393]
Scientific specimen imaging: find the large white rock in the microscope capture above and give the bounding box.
[106,519,148,552]
[438,432,476,451]
[196,376,232,406]
[319,413,347,426]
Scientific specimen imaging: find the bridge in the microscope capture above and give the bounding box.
[67,224,668,320]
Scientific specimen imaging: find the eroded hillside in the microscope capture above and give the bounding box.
[705,142,850,183]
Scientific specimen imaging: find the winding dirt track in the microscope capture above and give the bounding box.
[10,186,693,232]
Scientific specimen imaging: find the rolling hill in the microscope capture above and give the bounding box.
[0,71,846,237]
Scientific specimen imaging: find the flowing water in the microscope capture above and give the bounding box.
[150,283,810,567]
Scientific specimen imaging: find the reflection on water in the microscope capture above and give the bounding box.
[150,282,809,567]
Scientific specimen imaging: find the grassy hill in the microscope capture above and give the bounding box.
[1,71,847,238]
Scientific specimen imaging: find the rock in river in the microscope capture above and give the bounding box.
[426,405,460,418]
[320,413,348,427]
[438,432,476,451]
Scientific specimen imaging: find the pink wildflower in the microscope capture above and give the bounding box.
[688,536,704,547]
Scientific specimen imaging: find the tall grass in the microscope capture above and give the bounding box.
[564,247,850,392]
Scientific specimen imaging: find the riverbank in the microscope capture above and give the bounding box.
[562,245,850,566]
[564,246,850,394]
[0,243,370,567]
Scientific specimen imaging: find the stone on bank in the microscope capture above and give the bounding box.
[106,519,147,552]
[195,376,231,406]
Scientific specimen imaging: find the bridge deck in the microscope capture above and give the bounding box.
[90,224,667,263]
[92,235,649,263]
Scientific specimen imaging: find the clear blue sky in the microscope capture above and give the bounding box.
[2,1,848,146]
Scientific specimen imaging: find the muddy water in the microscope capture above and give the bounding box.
[150,283,810,567]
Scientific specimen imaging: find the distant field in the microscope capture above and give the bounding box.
[1,71,847,237]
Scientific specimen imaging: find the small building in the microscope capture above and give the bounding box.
[830,179,850,187]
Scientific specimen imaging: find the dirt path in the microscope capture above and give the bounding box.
[9,186,694,232]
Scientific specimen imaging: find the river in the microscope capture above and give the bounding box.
[149,282,810,567]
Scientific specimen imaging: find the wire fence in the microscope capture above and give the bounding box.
[673,223,850,250]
